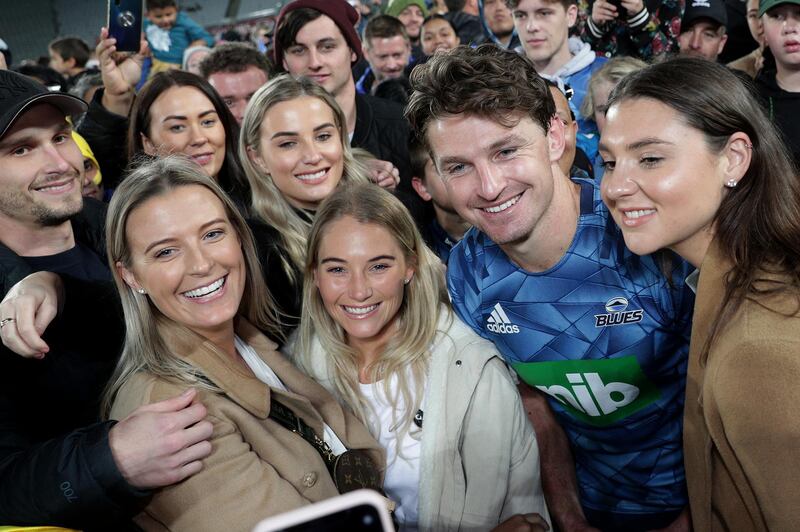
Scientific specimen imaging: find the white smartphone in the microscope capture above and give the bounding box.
[253,489,394,532]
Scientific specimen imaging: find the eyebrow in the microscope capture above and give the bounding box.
[438,133,527,167]
[290,37,338,48]
[320,254,397,264]
[598,137,675,153]
[0,122,71,150]
[162,109,218,123]
[143,218,227,254]
[270,122,336,140]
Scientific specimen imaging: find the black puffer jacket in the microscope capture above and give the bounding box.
[0,199,147,530]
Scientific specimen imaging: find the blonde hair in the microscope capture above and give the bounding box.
[102,155,281,416]
[239,74,370,285]
[580,56,648,120]
[297,183,450,445]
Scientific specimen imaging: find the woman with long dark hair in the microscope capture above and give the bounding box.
[128,70,250,207]
[599,56,800,529]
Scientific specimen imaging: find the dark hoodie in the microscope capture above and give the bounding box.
[756,68,800,167]
[444,11,485,45]
[476,0,521,49]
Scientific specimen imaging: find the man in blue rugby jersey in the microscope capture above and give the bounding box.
[406,45,693,532]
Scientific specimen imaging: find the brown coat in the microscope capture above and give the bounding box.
[683,244,800,531]
[109,318,384,532]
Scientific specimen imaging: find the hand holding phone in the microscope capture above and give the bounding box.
[96,26,148,116]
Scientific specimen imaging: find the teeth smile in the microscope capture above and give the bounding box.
[484,194,521,214]
[343,304,377,315]
[183,277,225,298]
[35,181,72,191]
[623,209,656,219]
[296,169,326,181]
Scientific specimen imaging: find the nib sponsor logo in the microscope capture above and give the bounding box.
[594,296,644,328]
[512,356,660,426]
[486,303,520,334]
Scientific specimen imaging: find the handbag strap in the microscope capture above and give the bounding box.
[268,399,336,464]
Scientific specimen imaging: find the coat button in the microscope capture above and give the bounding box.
[302,472,317,487]
[455,360,462,366]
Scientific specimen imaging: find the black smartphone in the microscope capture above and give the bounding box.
[107,0,143,53]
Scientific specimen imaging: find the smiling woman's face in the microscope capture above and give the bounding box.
[314,216,415,357]
[250,95,344,210]
[142,86,227,179]
[117,185,246,344]
[599,98,733,265]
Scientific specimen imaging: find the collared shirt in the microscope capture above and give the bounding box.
[685,269,700,294]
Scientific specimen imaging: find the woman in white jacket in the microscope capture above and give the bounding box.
[291,183,550,531]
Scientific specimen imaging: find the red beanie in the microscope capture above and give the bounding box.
[274,0,363,68]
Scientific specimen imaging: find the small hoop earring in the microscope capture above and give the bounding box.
[744,143,754,149]
[725,179,738,188]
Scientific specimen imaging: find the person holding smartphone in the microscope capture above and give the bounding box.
[579,0,682,60]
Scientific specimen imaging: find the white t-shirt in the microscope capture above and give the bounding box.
[235,336,347,456]
[359,373,424,532]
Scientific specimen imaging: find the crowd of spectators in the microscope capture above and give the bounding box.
[0,0,799,530]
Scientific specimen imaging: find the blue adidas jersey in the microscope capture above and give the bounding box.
[447,177,693,516]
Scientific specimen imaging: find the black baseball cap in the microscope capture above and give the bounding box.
[0,69,87,140]
[682,0,728,29]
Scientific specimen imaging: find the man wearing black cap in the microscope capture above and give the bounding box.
[678,0,729,61]
[274,0,413,192]
[0,70,212,529]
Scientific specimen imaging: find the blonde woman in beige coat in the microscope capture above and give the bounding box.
[104,156,384,531]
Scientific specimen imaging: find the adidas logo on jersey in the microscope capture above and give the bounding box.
[594,296,644,328]
[487,303,520,334]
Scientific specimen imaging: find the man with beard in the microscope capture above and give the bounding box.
[0,70,212,529]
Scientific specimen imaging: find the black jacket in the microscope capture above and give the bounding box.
[0,200,147,529]
[247,217,302,340]
[755,69,800,167]
[76,89,130,191]
[352,93,414,193]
